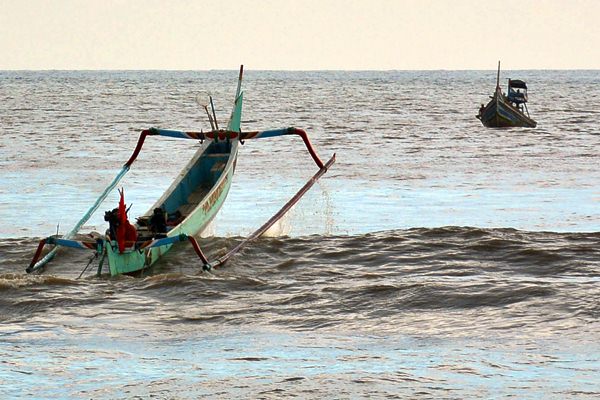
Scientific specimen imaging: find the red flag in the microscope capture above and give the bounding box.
[117,188,126,253]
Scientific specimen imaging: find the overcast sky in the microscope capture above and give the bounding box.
[1,0,599,70]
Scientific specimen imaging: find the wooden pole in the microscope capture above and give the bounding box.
[496,61,501,89]
[208,154,336,270]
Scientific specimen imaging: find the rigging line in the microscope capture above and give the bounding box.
[78,252,98,279]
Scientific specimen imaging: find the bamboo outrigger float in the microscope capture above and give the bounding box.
[477,61,537,128]
[27,66,335,276]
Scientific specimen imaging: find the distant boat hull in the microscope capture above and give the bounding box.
[477,88,537,128]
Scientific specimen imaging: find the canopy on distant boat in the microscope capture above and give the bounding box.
[508,79,527,89]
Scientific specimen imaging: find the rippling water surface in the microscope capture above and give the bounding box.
[0,70,599,398]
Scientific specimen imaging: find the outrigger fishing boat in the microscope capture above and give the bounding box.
[477,61,537,128]
[27,66,335,277]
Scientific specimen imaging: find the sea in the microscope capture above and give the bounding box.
[0,69,599,399]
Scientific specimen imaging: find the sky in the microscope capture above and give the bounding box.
[1,0,599,70]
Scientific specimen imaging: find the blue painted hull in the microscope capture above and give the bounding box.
[106,141,238,276]
[477,90,536,128]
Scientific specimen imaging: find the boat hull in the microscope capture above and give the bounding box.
[477,91,537,128]
[104,74,245,276]
[106,142,238,276]
[25,66,249,277]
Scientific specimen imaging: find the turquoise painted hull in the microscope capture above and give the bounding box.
[105,142,238,276]
[105,83,244,276]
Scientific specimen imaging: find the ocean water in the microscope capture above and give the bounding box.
[0,70,599,398]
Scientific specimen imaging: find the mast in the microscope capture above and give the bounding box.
[496,61,501,89]
[209,95,219,130]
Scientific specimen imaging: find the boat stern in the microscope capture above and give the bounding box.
[105,241,172,276]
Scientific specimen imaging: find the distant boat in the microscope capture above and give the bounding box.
[477,62,537,128]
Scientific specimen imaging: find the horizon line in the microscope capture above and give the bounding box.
[2,67,599,72]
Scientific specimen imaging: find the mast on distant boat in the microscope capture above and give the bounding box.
[496,60,501,89]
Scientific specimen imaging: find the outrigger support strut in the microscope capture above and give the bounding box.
[238,127,325,168]
[151,127,327,168]
[27,236,101,273]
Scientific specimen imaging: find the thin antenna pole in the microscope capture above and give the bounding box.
[203,105,216,130]
[209,96,219,130]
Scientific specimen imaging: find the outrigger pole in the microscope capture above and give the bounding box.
[148,127,326,169]
[28,126,162,273]
[204,153,335,271]
[27,166,129,273]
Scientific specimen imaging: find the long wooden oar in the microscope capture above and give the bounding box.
[205,154,335,270]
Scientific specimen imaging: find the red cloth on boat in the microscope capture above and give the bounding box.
[116,189,137,253]
[122,221,138,247]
